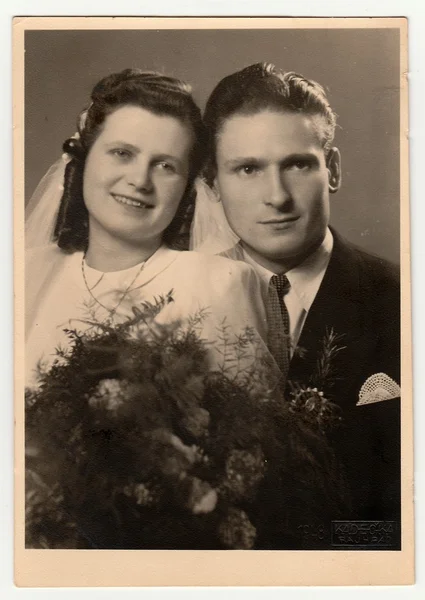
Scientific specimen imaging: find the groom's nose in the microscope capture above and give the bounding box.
[264,168,292,209]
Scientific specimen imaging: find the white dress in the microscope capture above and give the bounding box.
[25,244,271,388]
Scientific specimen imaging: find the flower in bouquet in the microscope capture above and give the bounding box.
[123,482,162,507]
[88,378,127,413]
[176,475,218,514]
[146,428,197,477]
[179,406,210,439]
[25,469,79,549]
[221,446,266,502]
[218,507,257,550]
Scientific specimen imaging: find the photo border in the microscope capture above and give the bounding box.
[13,15,413,587]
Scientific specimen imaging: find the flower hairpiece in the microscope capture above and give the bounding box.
[60,101,93,166]
[59,102,93,176]
[78,102,93,133]
[59,129,84,189]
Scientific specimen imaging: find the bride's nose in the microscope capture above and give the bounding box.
[126,161,154,193]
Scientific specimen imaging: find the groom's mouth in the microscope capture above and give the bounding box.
[259,216,299,228]
[112,194,154,209]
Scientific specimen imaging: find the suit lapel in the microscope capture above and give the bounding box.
[288,232,365,389]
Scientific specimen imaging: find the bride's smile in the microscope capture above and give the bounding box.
[111,193,155,210]
[83,105,193,251]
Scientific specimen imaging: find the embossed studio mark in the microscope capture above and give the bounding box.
[297,523,326,541]
[331,521,398,547]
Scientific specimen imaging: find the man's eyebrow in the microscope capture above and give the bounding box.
[280,153,320,167]
[223,153,319,169]
[223,157,264,168]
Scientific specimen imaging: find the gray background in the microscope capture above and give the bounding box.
[25,28,400,263]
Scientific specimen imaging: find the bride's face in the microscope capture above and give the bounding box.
[83,105,193,248]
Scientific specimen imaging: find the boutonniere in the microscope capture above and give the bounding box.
[357,372,401,406]
[288,328,347,432]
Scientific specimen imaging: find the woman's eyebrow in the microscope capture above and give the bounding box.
[104,140,140,153]
[104,143,183,166]
[152,153,182,165]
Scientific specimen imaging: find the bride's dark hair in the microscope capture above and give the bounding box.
[53,69,206,253]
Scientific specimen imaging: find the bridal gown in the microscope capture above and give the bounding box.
[25,244,271,388]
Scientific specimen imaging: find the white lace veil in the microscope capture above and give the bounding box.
[190,178,239,255]
[25,111,89,250]
[25,156,69,249]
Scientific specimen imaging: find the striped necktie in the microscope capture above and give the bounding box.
[268,274,291,381]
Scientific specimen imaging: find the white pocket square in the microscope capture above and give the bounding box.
[357,372,401,406]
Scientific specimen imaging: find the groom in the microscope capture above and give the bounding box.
[202,63,401,533]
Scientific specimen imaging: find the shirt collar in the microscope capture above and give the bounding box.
[242,228,334,312]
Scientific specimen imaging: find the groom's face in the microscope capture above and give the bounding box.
[214,109,339,272]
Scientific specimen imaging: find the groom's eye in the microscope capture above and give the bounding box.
[285,156,317,171]
[236,164,260,176]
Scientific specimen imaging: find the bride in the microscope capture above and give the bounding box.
[25,68,272,388]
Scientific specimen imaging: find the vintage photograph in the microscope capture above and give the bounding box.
[14,17,412,586]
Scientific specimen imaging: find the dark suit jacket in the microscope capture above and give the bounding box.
[286,230,401,525]
[223,230,401,545]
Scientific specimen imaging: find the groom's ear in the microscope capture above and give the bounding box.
[326,147,342,194]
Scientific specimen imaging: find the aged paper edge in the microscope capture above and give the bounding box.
[13,16,414,587]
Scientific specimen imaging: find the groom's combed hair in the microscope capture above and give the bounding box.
[54,68,206,253]
[203,62,337,185]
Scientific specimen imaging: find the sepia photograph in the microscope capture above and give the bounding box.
[13,16,413,586]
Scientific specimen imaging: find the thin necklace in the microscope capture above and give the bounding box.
[86,271,105,291]
[81,255,146,317]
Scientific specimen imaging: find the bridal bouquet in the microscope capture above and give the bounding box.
[25,295,347,550]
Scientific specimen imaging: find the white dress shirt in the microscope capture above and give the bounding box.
[242,228,334,354]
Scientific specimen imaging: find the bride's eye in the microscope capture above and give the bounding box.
[155,161,177,174]
[111,149,132,160]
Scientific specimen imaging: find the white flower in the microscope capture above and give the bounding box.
[88,378,125,412]
[192,488,218,514]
